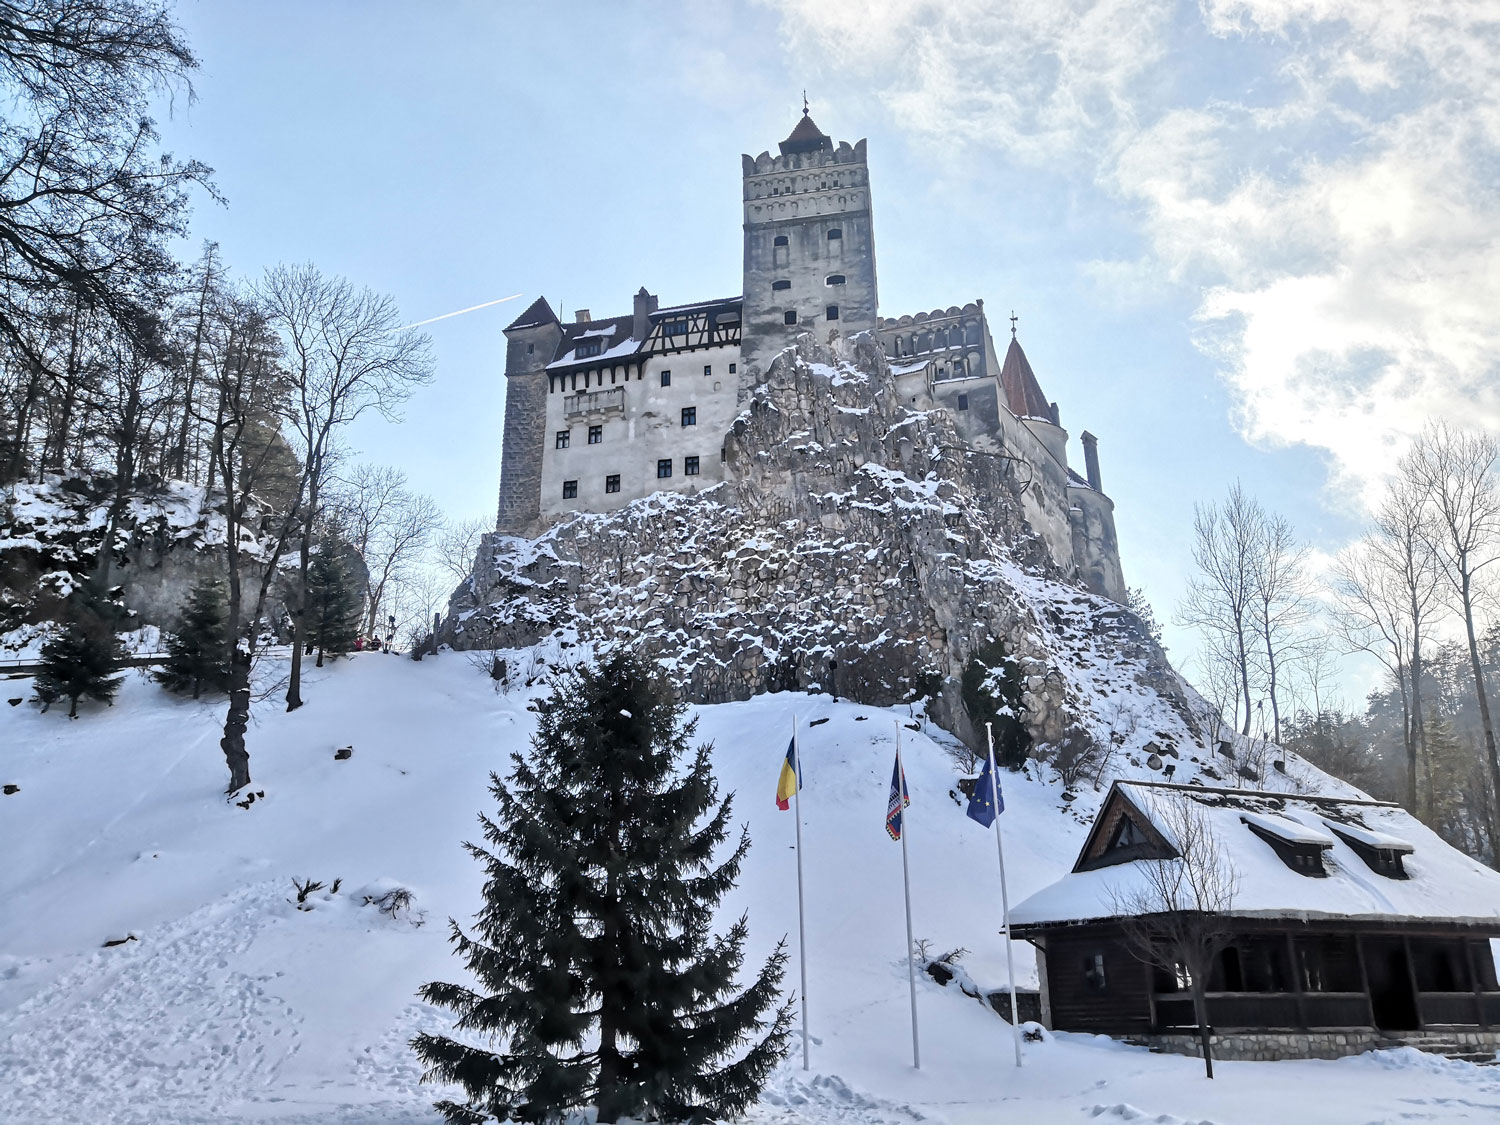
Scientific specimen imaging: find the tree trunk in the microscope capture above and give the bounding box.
[1191,981,1214,1079]
[285,455,319,712]
[1395,666,1415,813]
[220,641,252,793]
[1459,580,1500,844]
[1411,614,1432,819]
[1235,622,1253,737]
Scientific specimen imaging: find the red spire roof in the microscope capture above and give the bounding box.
[999,333,1052,420]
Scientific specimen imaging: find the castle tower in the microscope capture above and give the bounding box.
[495,296,563,534]
[740,107,878,384]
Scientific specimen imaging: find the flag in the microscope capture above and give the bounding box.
[886,754,910,840]
[966,755,1005,828]
[776,737,800,810]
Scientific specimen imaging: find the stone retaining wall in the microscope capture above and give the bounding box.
[1128,1029,1500,1062]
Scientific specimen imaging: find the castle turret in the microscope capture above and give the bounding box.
[495,296,563,534]
[740,106,878,385]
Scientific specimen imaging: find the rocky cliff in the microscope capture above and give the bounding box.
[445,335,1202,761]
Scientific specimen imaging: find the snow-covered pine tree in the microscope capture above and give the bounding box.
[412,651,793,1125]
[155,580,230,698]
[35,584,125,718]
[304,542,361,667]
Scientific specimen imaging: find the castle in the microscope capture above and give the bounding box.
[493,109,1126,602]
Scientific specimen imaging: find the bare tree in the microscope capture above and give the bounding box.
[1403,423,1500,841]
[1178,483,1264,734]
[1110,794,1239,1079]
[329,464,441,634]
[1247,512,1313,743]
[260,263,433,711]
[436,514,490,586]
[204,292,301,792]
[1331,542,1419,810]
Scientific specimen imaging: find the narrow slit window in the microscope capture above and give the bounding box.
[660,370,671,387]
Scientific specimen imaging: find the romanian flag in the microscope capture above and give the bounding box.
[886,755,910,840]
[775,737,800,810]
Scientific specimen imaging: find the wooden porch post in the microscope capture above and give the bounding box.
[1354,934,1377,1029]
[1465,940,1486,1029]
[1403,934,1424,1032]
[1286,931,1307,1030]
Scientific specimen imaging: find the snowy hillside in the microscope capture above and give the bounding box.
[3,655,1498,1124]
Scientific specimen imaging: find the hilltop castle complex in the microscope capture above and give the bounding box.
[493,110,1126,601]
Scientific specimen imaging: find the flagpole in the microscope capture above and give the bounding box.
[793,713,810,1071]
[986,721,1023,1068]
[897,722,920,1069]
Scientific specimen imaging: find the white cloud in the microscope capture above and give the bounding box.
[765,0,1500,507]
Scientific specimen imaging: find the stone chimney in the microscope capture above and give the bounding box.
[574,308,591,323]
[632,287,658,341]
[1081,430,1102,492]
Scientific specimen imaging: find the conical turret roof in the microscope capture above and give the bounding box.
[505,296,559,332]
[779,111,833,156]
[999,333,1053,421]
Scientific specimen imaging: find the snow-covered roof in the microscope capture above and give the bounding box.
[1010,781,1500,930]
[1240,810,1335,848]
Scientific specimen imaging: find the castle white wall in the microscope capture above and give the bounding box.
[539,343,741,519]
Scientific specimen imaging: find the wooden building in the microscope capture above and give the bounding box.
[1010,782,1500,1049]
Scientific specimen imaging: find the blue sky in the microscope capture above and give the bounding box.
[156,0,1500,703]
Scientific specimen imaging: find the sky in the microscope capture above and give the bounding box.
[153,0,1500,705]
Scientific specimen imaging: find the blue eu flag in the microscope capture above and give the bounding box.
[966,756,1004,828]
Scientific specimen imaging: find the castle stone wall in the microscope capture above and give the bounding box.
[495,322,561,535]
[741,140,877,385]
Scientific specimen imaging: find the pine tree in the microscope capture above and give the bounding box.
[155,581,230,698]
[304,542,362,667]
[413,651,793,1124]
[35,584,125,719]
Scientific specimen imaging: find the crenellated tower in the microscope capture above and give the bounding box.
[739,108,878,385]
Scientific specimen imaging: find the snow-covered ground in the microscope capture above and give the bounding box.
[2,655,1498,1123]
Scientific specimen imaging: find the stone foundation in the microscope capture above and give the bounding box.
[1127,1029,1500,1063]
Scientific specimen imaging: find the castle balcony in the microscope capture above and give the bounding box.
[564,386,626,419]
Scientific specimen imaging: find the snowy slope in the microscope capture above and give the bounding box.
[2,656,1499,1124]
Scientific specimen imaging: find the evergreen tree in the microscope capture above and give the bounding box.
[413,651,793,1124]
[35,584,125,718]
[304,541,362,667]
[155,580,230,698]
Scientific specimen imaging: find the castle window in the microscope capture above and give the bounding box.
[827,228,842,240]
[562,480,578,499]
[729,363,737,374]
[681,406,697,427]
[575,340,602,359]
[826,274,846,286]
[685,455,700,476]
[527,343,534,355]
[773,235,789,247]
[660,370,671,387]
[957,394,969,411]
[605,474,620,494]
[826,305,839,321]
[772,280,791,291]
[588,425,602,444]
[664,320,689,337]
[555,431,570,449]
[657,459,673,479]
[703,364,712,376]
[784,310,798,325]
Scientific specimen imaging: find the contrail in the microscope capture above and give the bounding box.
[394,293,523,332]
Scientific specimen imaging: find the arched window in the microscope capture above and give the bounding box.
[826,305,840,321]
[773,234,789,247]
[934,328,948,349]
[772,279,791,291]
[825,274,846,286]
[827,228,842,240]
